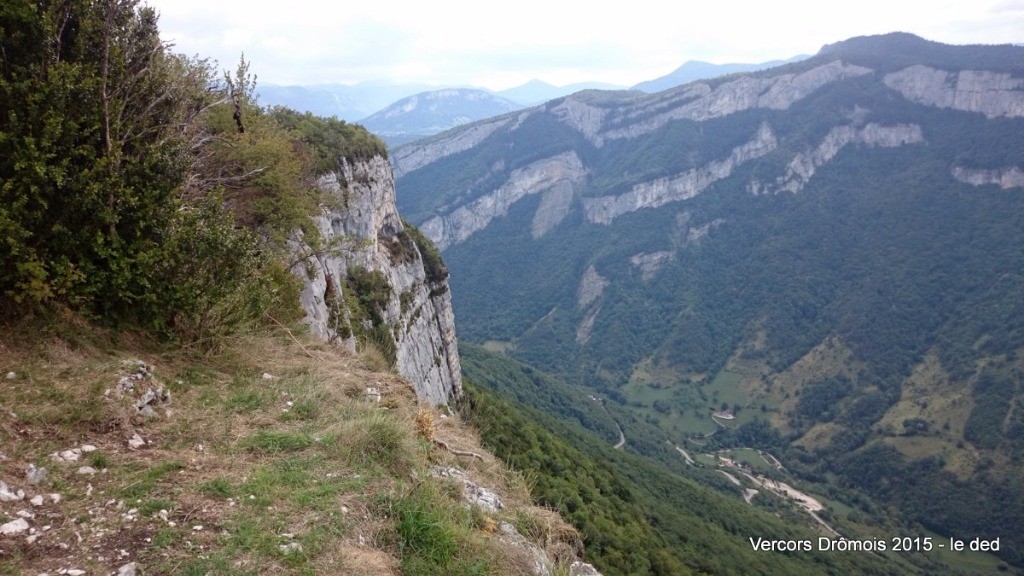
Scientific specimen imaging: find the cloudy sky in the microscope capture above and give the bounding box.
[147,0,1024,90]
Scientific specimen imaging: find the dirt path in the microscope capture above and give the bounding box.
[613,421,625,450]
[739,472,841,536]
[675,445,695,465]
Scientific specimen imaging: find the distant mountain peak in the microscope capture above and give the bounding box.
[361,88,522,147]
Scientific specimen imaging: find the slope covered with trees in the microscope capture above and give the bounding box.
[396,33,1024,569]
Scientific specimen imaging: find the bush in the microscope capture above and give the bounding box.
[150,193,284,345]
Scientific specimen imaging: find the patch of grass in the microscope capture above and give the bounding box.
[88,452,110,469]
[390,483,491,576]
[119,461,186,499]
[199,477,234,499]
[330,411,413,473]
[139,498,175,517]
[225,390,268,412]
[242,430,313,454]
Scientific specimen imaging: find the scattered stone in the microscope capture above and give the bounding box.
[569,560,604,576]
[128,433,146,449]
[261,372,275,380]
[76,466,98,475]
[0,480,24,502]
[51,449,81,463]
[430,466,503,512]
[192,525,203,531]
[135,385,170,417]
[0,518,30,536]
[6,371,15,379]
[63,570,86,576]
[25,464,47,485]
[498,522,554,576]
[50,493,61,504]
[30,495,44,507]
[80,444,97,453]
[279,542,303,554]
[26,533,39,544]
[365,387,382,402]
[117,563,138,576]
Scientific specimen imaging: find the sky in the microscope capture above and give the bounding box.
[147,0,1024,91]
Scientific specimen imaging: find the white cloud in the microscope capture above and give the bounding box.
[146,0,1024,89]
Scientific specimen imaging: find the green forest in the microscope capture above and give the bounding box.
[397,34,1024,571]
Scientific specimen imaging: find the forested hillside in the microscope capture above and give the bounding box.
[396,33,1024,570]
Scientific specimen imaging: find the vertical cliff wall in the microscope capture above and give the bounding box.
[293,155,462,405]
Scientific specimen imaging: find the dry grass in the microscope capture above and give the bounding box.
[0,319,581,575]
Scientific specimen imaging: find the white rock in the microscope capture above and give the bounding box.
[26,533,39,544]
[279,542,303,554]
[25,464,47,485]
[66,570,87,576]
[30,495,44,506]
[192,525,203,531]
[77,466,98,475]
[80,444,97,453]
[6,371,15,379]
[128,433,146,449]
[117,563,138,576]
[50,493,61,504]
[261,372,275,380]
[569,560,604,576]
[0,518,30,535]
[0,480,23,501]
[16,509,35,518]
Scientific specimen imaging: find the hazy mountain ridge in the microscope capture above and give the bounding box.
[361,88,523,147]
[631,56,809,93]
[394,33,1024,568]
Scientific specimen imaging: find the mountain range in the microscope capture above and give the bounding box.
[256,58,809,145]
[392,32,1024,570]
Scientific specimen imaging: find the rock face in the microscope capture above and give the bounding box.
[883,65,1024,118]
[294,155,462,405]
[392,115,516,179]
[952,166,1024,190]
[420,152,586,250]
[749,123,924,195]
[582,123,777,224]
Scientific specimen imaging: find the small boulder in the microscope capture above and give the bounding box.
[0,517,30,536]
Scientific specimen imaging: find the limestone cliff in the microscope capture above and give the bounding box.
[395,36,1024,253]
[294,155,462,405]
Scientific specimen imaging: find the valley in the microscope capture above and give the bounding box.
[396,33,1024,574]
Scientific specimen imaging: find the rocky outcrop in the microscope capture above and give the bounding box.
[749,123,924,195]
[598,61,872,143]
[576,265,609,310]
[294,155,462,405]
[952,166,1024,189]
[883,65,1024,118]
[420,152,586,250]
[391,115,517,179]
[575,266,609,345]
[582,123,777,224]
[630,251,674,282]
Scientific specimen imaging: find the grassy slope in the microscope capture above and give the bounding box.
[0,317,580,575]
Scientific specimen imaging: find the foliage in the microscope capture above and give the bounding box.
[403,219,449,285]
[0,0,207,316]
[0,1,385,346]
[461,380,896,576]
[397,39,1024,570]
[151,193,297,344]
[271,107,387,170]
